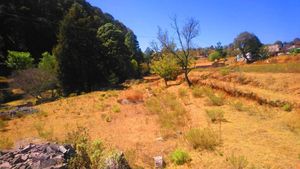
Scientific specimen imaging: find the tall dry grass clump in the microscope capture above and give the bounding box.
[186,128,221,150]
[145,92,187,130]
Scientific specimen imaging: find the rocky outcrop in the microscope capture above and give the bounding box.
[0,143,74,169]
[105,152,131,169]
[0,107,38,120]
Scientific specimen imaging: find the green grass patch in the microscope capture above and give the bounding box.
[170,149,191,165]
[282,103,292,112]
[232,62,300,73]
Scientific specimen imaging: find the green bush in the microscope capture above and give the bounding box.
[186,128,220,150]
[208,51,222,62]
[66,127,106,169]
[282,103,292,112]
[170,149,191,165]
[6,50,33,70]
[38,52,58,74]
[206,109,225,123]
[150,55,181,86]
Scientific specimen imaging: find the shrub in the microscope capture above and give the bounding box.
[170,149,191,165]
[6,50,33,70]
[191,86,204,98]
[206,109,225,123]
[38,52,58,74]
[10,68,58,100]
[150,55,181,86]
[208,51,222,62]
[227,153,249,169]
[111,104,121,113]
[282,103,292,112]
[186,128,220,150]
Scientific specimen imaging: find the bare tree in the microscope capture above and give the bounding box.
[157,16,200,86]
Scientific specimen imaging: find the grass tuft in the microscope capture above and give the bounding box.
[282,103,292,112]
[227,153,249,169]
[206,109,225,123]
[186,128,220,150]
[111,104,121,113]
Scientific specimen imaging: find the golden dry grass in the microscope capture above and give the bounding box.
[1,64,300,168]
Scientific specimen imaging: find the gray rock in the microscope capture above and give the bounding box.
[58,146,67,154]
[153,156,164,169]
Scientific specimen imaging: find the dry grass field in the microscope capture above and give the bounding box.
[1,55,300,169]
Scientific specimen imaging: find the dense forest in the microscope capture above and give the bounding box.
[0,0,143,94]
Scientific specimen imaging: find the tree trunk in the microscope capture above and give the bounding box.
[164,79,168,87]
[184,69,192,87]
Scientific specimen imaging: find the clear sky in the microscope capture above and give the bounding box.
[87,0,300,51]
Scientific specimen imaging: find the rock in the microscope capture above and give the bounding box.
[105,152,131,169]
[153,156,164,169]
[58,146,67,154]
[0,162,12,169]
[0,143,74,169]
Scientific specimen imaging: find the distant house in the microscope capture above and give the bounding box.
[286,44,300,51]
[267,44,281,53]
[236,52,253,62]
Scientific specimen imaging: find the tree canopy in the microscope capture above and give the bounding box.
[234,32,262,62]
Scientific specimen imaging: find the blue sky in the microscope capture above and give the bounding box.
[87,0,300,51]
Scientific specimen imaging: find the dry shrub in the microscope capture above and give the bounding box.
[145,92,187,130]
[206,93,224,106]
[227,153,249,169]
[33,121,54,140]
[120,90,144,103]
[206,109,225,123]
[186,128,221,150]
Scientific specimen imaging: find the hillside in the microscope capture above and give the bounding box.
[1,57,300,168]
